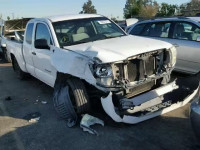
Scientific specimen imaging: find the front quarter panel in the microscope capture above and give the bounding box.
[50,47,96,87]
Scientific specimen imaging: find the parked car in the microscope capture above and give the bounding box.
[128,17,200,74]
[0,19,4,54]
[7,14,199,125]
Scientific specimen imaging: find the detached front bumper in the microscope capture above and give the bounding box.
[101,77,199,124]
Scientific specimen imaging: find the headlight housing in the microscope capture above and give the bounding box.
[96,65,113,78]
[170,46,177,67]
[94,64,114,87]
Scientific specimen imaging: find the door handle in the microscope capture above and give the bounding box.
[173,43,179,48]
[32,52,36,55]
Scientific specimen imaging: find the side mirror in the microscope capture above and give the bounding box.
[197,36,200,42]
[35,39,50,49]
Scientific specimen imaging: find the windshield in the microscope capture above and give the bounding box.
[53,17,126,47]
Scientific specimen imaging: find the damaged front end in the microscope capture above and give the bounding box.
[92,47,176,94]
[89,47,199,124]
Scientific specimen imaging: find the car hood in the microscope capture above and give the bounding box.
[64,35,172,63]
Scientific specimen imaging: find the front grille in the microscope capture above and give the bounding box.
[127,56,155,82]
[127,59,140,82]
[146,56,155,76]
[125,81,155,98]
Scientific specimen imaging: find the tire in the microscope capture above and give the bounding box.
[53,77,90,121]
[2,47,8,62]
[12,57,26,80]
[67,78,90,114]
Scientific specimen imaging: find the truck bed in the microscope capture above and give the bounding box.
[6,39,25,71]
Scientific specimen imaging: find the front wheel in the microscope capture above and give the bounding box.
[12,57,26,80]
[53,78,90,122]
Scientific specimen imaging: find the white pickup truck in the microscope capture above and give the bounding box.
[7,14,199,125]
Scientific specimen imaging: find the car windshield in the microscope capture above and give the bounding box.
[53,17,126,47]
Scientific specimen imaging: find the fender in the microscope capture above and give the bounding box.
[50,47,97,87]
[9,44,28,73]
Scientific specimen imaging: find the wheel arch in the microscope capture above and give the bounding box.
[10,52,28,73]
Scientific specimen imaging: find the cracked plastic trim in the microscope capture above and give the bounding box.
[101,85,199,124]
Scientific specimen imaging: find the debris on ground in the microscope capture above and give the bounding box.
[29,117,40,123]
[80,114,104,136]
[23,112,41,123]
[5,96,12,101]
[41,100,47,104]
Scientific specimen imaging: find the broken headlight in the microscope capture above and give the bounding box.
[170,46,177,67]
[96,65,113,77]
[95,64,114,87]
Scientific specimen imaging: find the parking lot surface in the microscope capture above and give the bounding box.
[0,55,200,150]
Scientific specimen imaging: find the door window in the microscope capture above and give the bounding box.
[145,22,171,38]
[25,23,34,44]
[173,22,200,41]
[129,23,146,35]
[35,23,52,46]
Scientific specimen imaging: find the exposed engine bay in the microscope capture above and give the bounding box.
[93,49,175,96]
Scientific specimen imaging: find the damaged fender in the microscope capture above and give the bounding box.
[51,47,97,86]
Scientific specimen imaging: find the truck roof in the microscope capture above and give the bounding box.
[47,14,103,22]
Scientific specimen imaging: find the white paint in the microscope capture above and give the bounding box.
[97,20,111,24]
[126,18,139,27]
[101,85,199,124]
[122,81,178,106]
[65,35,172,63]
[47,14,102,22]
[50,47,97,87]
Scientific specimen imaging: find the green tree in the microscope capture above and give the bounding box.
[124,0,158,19]
[157,3,178,17]
[124,0,141,19]
[7,16,10,20]
[139,1,159,18]
[180,0,200,16]
[111,17,117,22]
[80,0,97,14]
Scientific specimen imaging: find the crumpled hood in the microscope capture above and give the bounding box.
[64,35,172,63]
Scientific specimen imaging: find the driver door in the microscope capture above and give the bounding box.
[32,22,56,87]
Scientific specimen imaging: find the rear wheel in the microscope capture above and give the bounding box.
[2,47,8,62]
[12,57,26,80]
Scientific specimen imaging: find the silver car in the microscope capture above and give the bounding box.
[128,17,200,74]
